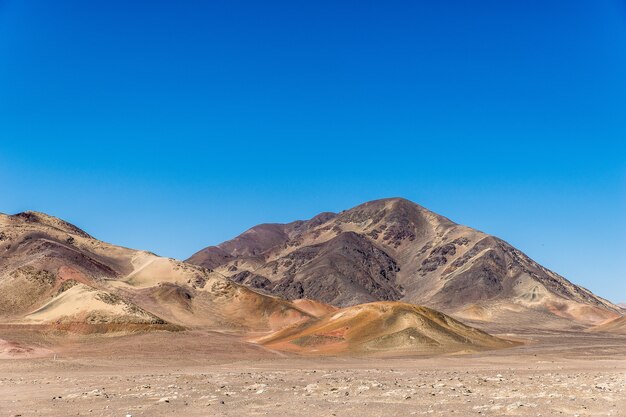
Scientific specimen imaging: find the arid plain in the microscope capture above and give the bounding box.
[1,199,625,416]
[2,330,626,416]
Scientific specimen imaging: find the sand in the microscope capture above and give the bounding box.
[1,330,625,417]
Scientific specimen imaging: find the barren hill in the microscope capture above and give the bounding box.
[253,301,516,355]
[188,198,620,328]
[0,211,313,332]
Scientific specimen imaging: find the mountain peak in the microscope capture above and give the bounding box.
[338,198,456,227]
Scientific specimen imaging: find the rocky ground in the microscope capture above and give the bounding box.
[1,331,625,417]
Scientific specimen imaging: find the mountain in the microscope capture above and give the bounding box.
[188,198,621,328]
[0,211,314,332]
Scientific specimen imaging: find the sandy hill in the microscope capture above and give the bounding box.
[253,301,515,355]
[188,198,620,329]
[0,211,314,332]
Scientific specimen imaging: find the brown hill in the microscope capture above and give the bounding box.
[188,198,620,328]
[253,301,516,355]
[0,211,313,332]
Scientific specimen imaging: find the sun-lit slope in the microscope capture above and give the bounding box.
[0,211,315,332]
[102,252,315,331]
[117,277,314,331]
[24,283,165,325]
[588,316,626,334]
[253,301,515,355]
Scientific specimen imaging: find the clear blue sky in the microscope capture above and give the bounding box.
[1,1,624,302]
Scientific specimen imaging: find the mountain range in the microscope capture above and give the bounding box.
[0,198,623,356]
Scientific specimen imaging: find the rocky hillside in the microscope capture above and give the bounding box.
[188,198,621,328]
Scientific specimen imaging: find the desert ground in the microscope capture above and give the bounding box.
[1,329,625,417]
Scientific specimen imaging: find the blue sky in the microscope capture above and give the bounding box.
[0,1,625,302]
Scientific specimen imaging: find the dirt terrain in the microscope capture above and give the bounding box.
[1,330,625,417]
